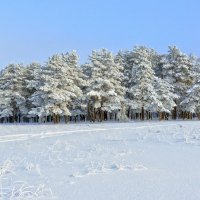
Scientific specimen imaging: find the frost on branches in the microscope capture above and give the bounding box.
[0,64,28,122]
[0,46,199,123]
[28,52,85,123]
[85,49,126,122]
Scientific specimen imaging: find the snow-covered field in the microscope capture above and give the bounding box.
[0,121,200,200]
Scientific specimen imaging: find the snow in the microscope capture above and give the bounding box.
[1,121,200,199]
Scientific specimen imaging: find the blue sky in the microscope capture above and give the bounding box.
[0,0,200,68]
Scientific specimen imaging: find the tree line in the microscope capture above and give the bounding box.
[0,46,200,123]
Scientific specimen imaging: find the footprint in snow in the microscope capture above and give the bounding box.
[110,164,134,171]
[134,164,148,171]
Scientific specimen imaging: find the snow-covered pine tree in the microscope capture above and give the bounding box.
[127,46,163,120]
[25,63,42,122]
[181,80,200,119]
[85,49,126,122]
[115,50,138,119]
[154,77,178,120]
[180,55,200,119]
[165,46,194,119]
[29,51,84,123]
[114,52,128,120]
[0,64,28,123]
[66,52,87,122]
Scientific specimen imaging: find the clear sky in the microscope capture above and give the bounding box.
[0,0,200,68]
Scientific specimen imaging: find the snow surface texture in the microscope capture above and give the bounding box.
[0,121,200,200]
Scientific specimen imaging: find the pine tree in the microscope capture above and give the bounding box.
[25,63,42,122]
[29,52,84,123]
[181,80,200,119]
[154,77,178,120]
[165,46,194,119]
[85,49,126,121]
[124,46,162,120]
[0,64,28,122]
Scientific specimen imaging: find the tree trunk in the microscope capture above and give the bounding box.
[141,107,144,120]
[53,114,56,124]
[173,106,177,120]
